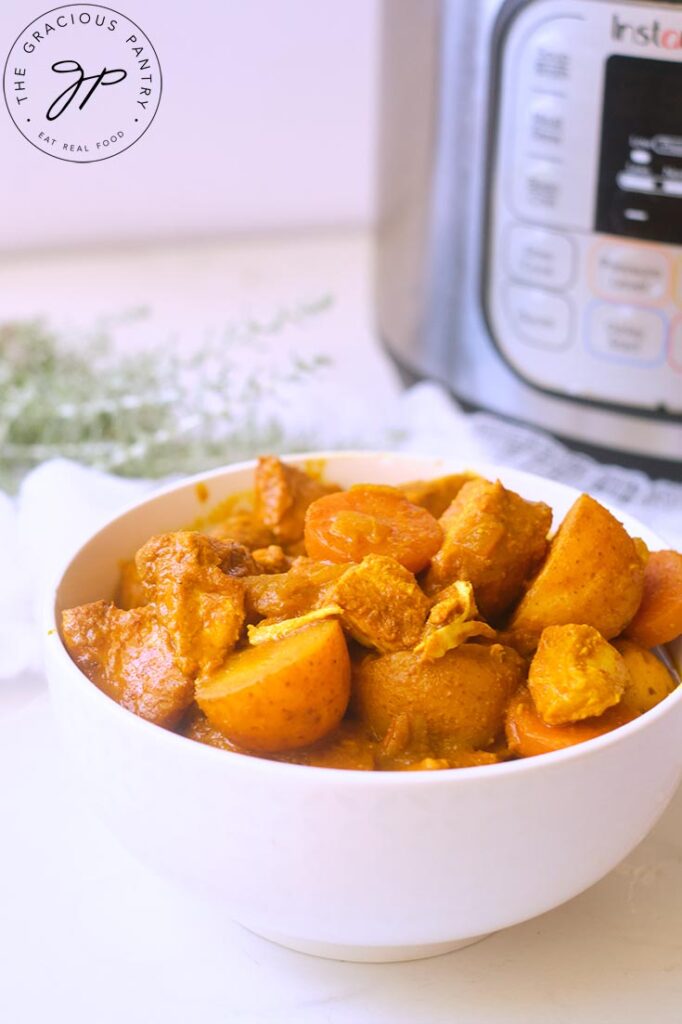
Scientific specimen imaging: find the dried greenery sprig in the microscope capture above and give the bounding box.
[0,296,334,492]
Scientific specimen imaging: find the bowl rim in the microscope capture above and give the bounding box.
[46,450,682,786]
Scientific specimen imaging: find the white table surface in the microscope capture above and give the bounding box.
[1,230,681,1022]
[3,673,682,1024]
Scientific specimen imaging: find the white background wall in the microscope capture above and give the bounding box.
[0,0,379,251]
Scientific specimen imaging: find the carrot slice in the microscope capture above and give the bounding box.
[505,687,637,758]
[623,550,682,648]
[304,485,442,573]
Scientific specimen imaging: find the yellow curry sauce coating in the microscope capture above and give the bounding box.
[424,478,552,622]
[353,643,526,749]
[62,600,193,728]
[510,494,644,641]
[613,639,678,715]
[528,624,628,726]
[61,458,680,770]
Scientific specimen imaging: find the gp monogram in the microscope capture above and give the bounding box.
[3,4,162,162]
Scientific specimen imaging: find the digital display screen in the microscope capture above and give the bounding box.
[596,55,682,243]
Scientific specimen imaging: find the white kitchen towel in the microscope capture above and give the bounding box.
[1,381,681,680]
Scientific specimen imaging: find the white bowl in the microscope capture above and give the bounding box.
[45,452,682,962]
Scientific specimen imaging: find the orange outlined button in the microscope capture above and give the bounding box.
[591,241,671,304]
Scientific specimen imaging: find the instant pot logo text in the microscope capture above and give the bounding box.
[3,4,162,162]
[612,13,682,49]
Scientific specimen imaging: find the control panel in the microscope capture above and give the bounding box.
[487,0,682,413]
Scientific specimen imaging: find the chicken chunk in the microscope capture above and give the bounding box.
[528,624,628,726]
[135,531,245,677]
[423,479,552,622]
[250,545,291,574]
[208,512,274,551]
[116,559,149,610]
[397,472,477,519]
[62,601,193,728]
[244,557,347,621]
[254,456,339,544]
[325,554,430,653]
[211,539,259,577]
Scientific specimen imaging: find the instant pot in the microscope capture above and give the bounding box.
[377,0,682,469]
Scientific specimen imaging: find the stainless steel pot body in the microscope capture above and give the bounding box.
[377,0,682,464]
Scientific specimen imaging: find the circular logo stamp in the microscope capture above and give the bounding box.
[3,4,161,162]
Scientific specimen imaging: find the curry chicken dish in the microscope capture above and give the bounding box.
[61,457,682,771]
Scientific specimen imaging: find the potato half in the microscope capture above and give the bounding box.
[613,639,677,715]
[195,619,351,752]
[353,643,526,749]
[509,494,644,640]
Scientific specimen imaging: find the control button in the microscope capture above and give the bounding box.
[506,226,574,289]
[528,94,566,148]
[594,244,670,302]
[533,47,570,81]
[505,285,571,350]
[516,159,563,212]
[528,29,573,83]
[523,19,586,88]
[669,318,682,373]
[509,16,597,231]
[587,304,666,365]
